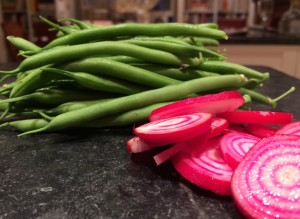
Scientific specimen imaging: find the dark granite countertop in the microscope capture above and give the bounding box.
[0,65,299,219]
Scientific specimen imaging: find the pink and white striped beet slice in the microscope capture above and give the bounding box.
[153,118,229,166]
[231,135,300,219]
[217,111,293,125]
[220,132,260,169]
[149,90,244,121]
[276,121,300,136]
[245,124,277,138]
[134,113,213,145]
[172,137,233,195]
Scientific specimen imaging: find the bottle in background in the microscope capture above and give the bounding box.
[278,0,300,36]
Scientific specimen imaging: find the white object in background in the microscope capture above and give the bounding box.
[55,0,76,19]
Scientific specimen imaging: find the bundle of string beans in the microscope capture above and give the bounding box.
[0,16,295,136]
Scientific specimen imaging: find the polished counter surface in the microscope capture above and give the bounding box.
[0,65,299,219]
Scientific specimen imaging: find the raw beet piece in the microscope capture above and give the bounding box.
[245,124,277,138]
[231,135,300,219]
[276,120,300,136]
[149,90,244,121]
[220,132,260,169]
[134,113,213,145]
[217,111,293,125]
[172,137,233,195]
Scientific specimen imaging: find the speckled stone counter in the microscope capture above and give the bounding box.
[0,65,299,219]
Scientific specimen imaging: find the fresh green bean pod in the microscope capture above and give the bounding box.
[19,74,246,135]
[84,102,171,128]
[0,102,170,132]
[58,18,95,29]
[39,16,77,35]
[182,37,220,46]
[101,56,145,64]
[0,88,120,106]
[123,39,224,59]
[198,60,270,81]
[6,36,41,52]
[39,22,227,50]
[132,64,219,81]
[4,41,201,74]
[44,68,148,95]
[121,36,190,46]
[239,86,295,108]
[0,119,49,132]
[61,58,181,88]
[41,99,110,115]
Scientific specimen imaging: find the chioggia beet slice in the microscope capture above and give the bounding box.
[231,135,300,219]
[171,137,233,195]
[153,117,229,166]
[220,132,260,169]
[275,120,300,136]
[244,124,277,138]
[217,111,293,125]
[134,113,213,145]
[149,90,244,121]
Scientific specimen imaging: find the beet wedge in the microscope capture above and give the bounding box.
[231,135,300,219]
[149,90,244,121]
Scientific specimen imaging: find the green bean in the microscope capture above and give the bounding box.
[41,99,110,115]
[18,74,246,135]
[39,16,77,35]
[85,102,171,128]
[101,56,145,64]
[131,64,219,81]
[197,23,219,29]
[44,68,147,95]
[123,39,224,59]
[0,119,49,132]
[0,88,119,106]
[61,58,181,88]
[6,36,41,52]
[58,18,95,29]
[3,41,200,74]
[0,102,169,132]
[182,37,220,46]
[39,23,227,50]
[239,86,295,108]
[198,60,270,81]
[121,36,190,46]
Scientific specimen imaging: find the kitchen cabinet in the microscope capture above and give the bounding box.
[220,44,300,79]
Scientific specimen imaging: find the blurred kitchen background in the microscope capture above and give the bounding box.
[1,0,300,78]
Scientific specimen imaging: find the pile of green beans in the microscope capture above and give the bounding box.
[0,17,295,135]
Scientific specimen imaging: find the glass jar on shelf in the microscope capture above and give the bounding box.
[278,0,300,36]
